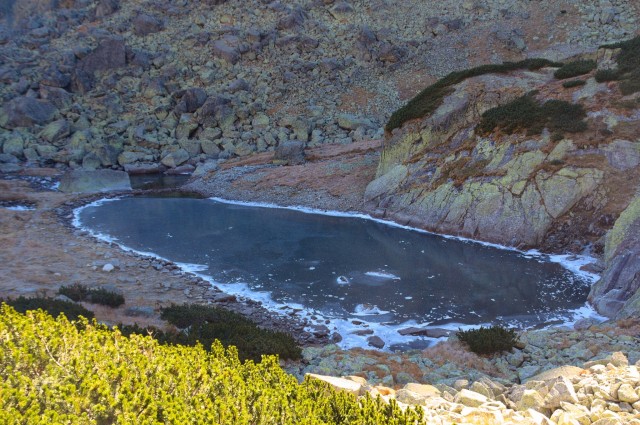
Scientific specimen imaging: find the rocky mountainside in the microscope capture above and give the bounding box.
[365,39,640,320]
[0,0,638,175]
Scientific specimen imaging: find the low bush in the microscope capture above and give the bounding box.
[457,325,519,355]
[58,283,125,307]
[160,304,302,362]
[477,93,587,136]
[597,36,640,94]
[595,69,620,82]
[57,283,90,301]
[386,58,563,132]
[554,60,596,79]
[562,79,586,88]
[620,78,640,96]
[1,296,94,321]
[0,305,424,424]
[87,287,125,307]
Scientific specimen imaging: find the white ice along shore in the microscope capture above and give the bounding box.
[73,196,607,351]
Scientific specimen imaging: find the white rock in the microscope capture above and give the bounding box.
[454,389,489,407]
[102,263,115,272]
[527,408,554,425]
[544,376,579,409]
[403,383,441,397]
[517,389,545,411]
[617,383,639,403]
[306,374,362,396]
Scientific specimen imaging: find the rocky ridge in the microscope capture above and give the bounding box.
[365,41,640,320]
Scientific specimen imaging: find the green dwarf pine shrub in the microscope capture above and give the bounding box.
[0,305,424,424]
[597,36,640,94]
[595,69,620,82]
[477,93,587,136]
[386,58,563,132]
[1,296,94,320]
[58,283,125,307]
[161,303,302,362]
[554,60,596,79]
[457,325,519,355]
[562,79,587,88]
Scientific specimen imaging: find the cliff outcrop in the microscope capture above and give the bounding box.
[366,40,640,318]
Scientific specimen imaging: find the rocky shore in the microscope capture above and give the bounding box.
[306,349,640,424]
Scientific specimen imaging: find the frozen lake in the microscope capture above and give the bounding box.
[76,196,596,350]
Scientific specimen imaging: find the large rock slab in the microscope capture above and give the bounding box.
[58,170,132,193]
[0,97,58,129]
[527,366,585,383]
[305,373,362,396]
[454,389,489,407]
[161,149,190,168]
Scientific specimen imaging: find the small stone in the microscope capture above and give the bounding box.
[337,113,373,131]
[454,389,489,407]
[617,383,639,403]
[366,335,385,349]
[517,389,545,411]
[544,376,579,410]
[102,263,115,272]
[133,13,164,36]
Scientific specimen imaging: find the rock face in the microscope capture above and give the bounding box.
[366,50,640,317]
[365,69,629,251]
[589,196,640,318]
[58,170,132,193]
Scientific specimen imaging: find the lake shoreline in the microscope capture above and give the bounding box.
[0,167,640,386]
[2,168,640,420]
[0,174,334,348]
[74,194,604,352]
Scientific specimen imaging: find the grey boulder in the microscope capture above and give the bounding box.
[273,141,305,165]
[0,97,58,129]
